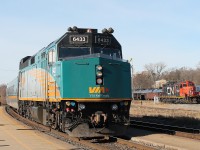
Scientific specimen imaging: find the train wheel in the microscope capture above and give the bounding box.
[18,106,23,116]
[18,101,25,116]
[51,111,59,130]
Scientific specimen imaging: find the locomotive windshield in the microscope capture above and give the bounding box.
[93,47,121,58]
[189,82,194,86]
[58,47,122,59]
[57,27,122,60]
[59,47,90,59]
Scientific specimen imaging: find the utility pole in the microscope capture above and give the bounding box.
[129,58,134,100]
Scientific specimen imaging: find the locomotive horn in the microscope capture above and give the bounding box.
[108,27,114,33]
[102,28,108,34]
[67,27,72,32]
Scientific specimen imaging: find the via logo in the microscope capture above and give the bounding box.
[89,87,109,94]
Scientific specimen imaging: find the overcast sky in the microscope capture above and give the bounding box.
[0,0,200,84]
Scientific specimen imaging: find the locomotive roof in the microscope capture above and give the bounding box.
[45,27,120,49]
[19,27,122,69]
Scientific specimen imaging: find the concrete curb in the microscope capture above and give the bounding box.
[131,137,186,150]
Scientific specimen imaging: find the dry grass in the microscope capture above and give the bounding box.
[130,100,200,129]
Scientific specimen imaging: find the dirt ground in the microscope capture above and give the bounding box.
[130,100,200,129]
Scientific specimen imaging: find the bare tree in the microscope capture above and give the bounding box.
[134,62,200,89]
[194,62,200,85]
[133,71,154,89]
[144,62,166,82]
[162,68,181,81]
[162,66,200,85]
[179,67,195,81]
[196,61,200,70]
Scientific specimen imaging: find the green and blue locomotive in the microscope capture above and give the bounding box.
[6,27,132,137]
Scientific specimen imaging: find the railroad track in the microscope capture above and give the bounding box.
[5,106,157,150]
[5,106,102,150]
[130,120,200,140]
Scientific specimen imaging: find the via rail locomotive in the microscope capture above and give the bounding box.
[6,26,132,137]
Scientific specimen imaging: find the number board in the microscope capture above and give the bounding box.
[69,35,89,44]
[95,36,111,45]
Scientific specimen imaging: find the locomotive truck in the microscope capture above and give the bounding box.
[6,26,132,137]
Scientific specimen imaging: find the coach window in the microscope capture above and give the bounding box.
[48,50,56,64]
[30,56,35,64]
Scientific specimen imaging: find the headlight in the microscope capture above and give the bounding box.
[111,104,118,110]
[96,71,102,77]
[96,78,103,84]
[124,101,129,106]
[70,102,76,107]
[79,103,85,110]
[66,101,71,106]
[96,65,102,70]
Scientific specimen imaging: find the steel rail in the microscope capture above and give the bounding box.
[6,106,103,150]
[5,106,158,150]
[130,120,200,140]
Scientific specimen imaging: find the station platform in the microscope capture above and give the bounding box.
[126,128,200,150]
[0,106,77,150]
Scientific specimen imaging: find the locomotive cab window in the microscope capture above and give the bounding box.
[93,48,121,58]
[30,56,35,64]
[48,50,56,64]
[189,82,194,86]
[41,52,46,59]
[59,47,90,59]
